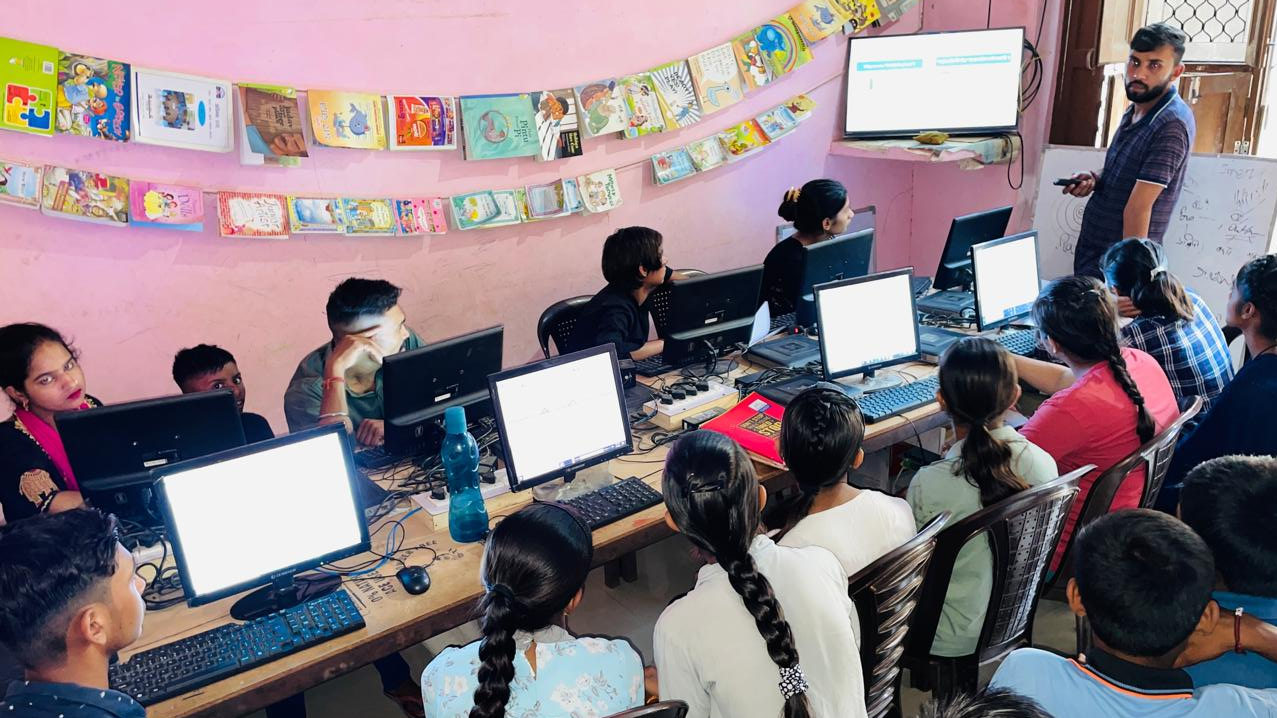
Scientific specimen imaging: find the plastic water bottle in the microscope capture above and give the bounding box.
[441,406,489,543]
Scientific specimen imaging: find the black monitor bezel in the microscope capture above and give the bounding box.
[971,230,1042,331]
[798,228,876,298]
[815,266,923,381]
[664,265,765,336]
[932,205,1014,291]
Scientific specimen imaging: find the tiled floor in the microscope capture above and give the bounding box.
[248,535,1079,718]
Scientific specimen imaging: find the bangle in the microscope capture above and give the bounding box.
[1235,606,1246,655]
[318,411,349,420]
[323,376,346,390]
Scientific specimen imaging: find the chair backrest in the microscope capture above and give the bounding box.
[648,268,707,336]
[848,512,951,718]
[536,295,592,358]
[606,700,689,718]
[905,468,1088,664]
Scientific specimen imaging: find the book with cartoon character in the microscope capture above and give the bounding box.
[56,53,130,142]
[649,61,702,129]
[652,148,697,185]
[686,136,728,172]
[40,166,129,226]
[450,190,502,230]
[129,181,204,231]
[617,74,667,139]
[836,0,882,34]
[338,198,396,236]
[756,105,801,141]
[287,197,346,234]
[131,68,233,152]
[394,198,448,235]
[482,190,524,228]
[0,38,57,136]
[718,119,771,161]
[217,192,289,238]
[308,91,387,150]
[529,89,582,161]
[732,28,774,90]
[687,44,745,115]
[784,94,818,122]
[577,168,622,214]
[790,0,849,43]
[754,15,813,79]
[0,160,43,209]
[573,80,630,138]
[238,84,307,167]
[387,95,457,151]
[459,94,539,160]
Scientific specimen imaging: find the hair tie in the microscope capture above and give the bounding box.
[785,187,801,203]
[688,475,724,495]
[778,665,809,700]
[485,582,520,604]
[1149,264,1168,281]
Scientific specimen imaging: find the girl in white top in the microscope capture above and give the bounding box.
[768,384,916,577]
[654,431,867,718]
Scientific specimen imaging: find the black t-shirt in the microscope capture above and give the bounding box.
[761,236,804,315]
[566,284,651,357]
[241,412,276,444]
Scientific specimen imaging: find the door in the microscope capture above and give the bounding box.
[1181,71,1253,151]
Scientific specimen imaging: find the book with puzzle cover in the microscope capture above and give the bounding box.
[618,74,666,139]
[530,89,582,161]
[40,166,129,226]
[459,94,539,160]
[288,197,346,234]
[451,190,502,230]
[574,80,630,137]
[131,68,233,152]
[652,148,697,185]
[308,91,387,150]
[702,392,786,469]
[719,119,771,160]
[688,44,745,116]
[56,52,130,142]
[790,0,850,43]
[218,192,289,238]
[0,160,43,209]
[783,94,817,122]
[338,198,396,236]
[686,136,728,171]
[524,179,571,219]
[649,60,702,128]
[578,168,622,214]
[129,181,204,231]
[394,198,448,235]
[732,28,775,90]
[835,0,882,34]
[0,38,57,136]
[483,190,523,228]
[387,95,457,151]
[756,105,801,141]
[755,15,813,79]
[238,84,307,167]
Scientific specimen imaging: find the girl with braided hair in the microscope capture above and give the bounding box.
[1014,275,1178,571]
[907,338,1058,656]
[655,431,866,718]
[421,503,643,718]
[766,384,915,577]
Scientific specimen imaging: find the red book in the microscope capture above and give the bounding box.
[702,392,786,469]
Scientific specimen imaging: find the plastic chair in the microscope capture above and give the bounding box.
[648,268,706,336]
[606,700,689,718]
[536,295,592,358]
[848,512,951,718]
[900,468,1088,699]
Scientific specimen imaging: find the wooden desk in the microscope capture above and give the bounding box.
[129,359,946,718]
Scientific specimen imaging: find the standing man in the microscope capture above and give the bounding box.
[1067,23,1195,278]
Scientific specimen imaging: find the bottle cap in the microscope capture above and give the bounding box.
[444,406,467,434]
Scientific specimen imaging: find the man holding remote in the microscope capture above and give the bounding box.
[1065,23,1195,279]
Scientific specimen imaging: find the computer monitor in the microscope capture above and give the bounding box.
[384,325,504,457]
[57,391,246,526]
[815,267,922,384]
[794,228,875,326]
[488,345,632,492]
[663,265,765,365]
[843,27,1025,139]
[776,205,876,243]
[155,424,371,620]
[932,206,1013,291]
[971,230,1041,331]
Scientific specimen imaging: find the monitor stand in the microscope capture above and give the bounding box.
[532,463,614,503]
[230,572,341,621]
[835,368,903,396]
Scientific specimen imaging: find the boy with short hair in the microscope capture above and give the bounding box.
[172,344,274,443]
[565,226,675,360]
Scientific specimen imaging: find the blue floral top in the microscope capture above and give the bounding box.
[421,625,644,718]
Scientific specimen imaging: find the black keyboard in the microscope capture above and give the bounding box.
[110,589,365,706]
[558,477,664,529]
[634,354,677,377]
[992,328,1039,356]
[912,276,933,297]
[853,375,942,423]
[770,312,797,332]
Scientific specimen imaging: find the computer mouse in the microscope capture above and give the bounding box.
[396,566,431,595]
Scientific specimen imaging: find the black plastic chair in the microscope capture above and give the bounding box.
[848,512,951,718]
[648,268,706,337]
[537,295,592,358]
[606,700,689,718]
[901,467,1088,699]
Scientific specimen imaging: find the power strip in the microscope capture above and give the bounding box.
[411,469,512,515]
[644,382,740,430]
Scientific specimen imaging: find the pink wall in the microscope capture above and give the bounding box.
[0,0,1063,429]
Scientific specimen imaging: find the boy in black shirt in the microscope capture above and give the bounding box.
[567,226,678,360]
[172,344,275,443]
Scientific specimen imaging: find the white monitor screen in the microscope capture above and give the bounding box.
[843,28,1024,138]
[817,271,920,378]
[973,232,1040,329]
[492,350,630,487]
[160,431,366,599]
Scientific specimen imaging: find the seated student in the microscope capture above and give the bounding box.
[1179,455,1277,689]
[1166,254,1277,489]
[1013,276,1178,570]
[172,344,274,443]
[907,338,1059,657]
[0,324,98,523]
[767,384,915,577]
[762,180,855,316]
[421,503,643,718]
[565,226,676,361]
[0,508,147,717]
[284,278,423,448]
[1102,238,1233,411]
[919,687,1054,718]
[990,509,1277,716]
[655,431,866,718]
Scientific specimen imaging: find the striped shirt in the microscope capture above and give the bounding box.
[1120,290,1234,412]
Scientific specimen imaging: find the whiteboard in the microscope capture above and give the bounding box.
[1033,145,1277,321]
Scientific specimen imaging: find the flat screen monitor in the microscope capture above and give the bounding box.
[932,206,1013,291]
[794,228,875,326]
[971,230,1041,331]
[663,265,765,365]
[843,27,1025,139]
[815,267,922,381]
[489,345,632,491]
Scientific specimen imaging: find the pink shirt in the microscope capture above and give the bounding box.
[1020,348,1178,570]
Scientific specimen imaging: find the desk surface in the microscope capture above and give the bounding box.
[129,358,947,718]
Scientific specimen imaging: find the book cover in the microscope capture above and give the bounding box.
[578,168,622,214]
[755,15,813,79]
[484,190,523,228]
[238,84,307,166]
[732,28,775,90]
[394,198,448,235]
[56,53,130,142]
[573,80,630,137]
[287,197,346,233]
[702,392,786,469]
[719,119,771,160]
[459,94,539,160]
[688,44,745,115]
[217,192,289,238]
[524,179,570,219]
[40,166,129,225]
[756,105,801,141]
[686,136,728,171]
[836,0,882,34]
[618,74,666,139]
[649,61,702,129]
[308,91,387,150]
[129,181,204,231]
[530,89,582,161]
[0,38,57,136]
[790,0,850,43]
[0,160,43,209]
[339,198,396,236]
[450,190,502,230]
[388,95,457,151]
[784,94,818,122]
[874,0,918,23]
[131,68,233,152]
[652,148,697,185]
[562,178,584,213]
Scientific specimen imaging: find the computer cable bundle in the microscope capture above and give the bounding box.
[121,520,187,611]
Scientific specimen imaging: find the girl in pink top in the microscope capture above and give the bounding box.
[1013,276,1179,570]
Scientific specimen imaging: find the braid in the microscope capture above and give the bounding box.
[1101,334,1156,443]
[468,593,518,718]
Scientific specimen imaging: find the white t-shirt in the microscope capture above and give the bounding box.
[777,489,916,577]
[654,535,867,718]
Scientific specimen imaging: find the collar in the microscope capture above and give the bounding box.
[4,680,145,717]
[944,424,1022,460]
[513,624,573,651]
[694,535,774,588]
[1072,648,1195,697]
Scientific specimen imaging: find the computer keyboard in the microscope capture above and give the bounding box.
[912,276,932,297]
[110,589,365,706]
[991,328,1039,356]
[853,375,942,424]
[770,312,797,332]
[634,354,677,377]
[557,477,664,530]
